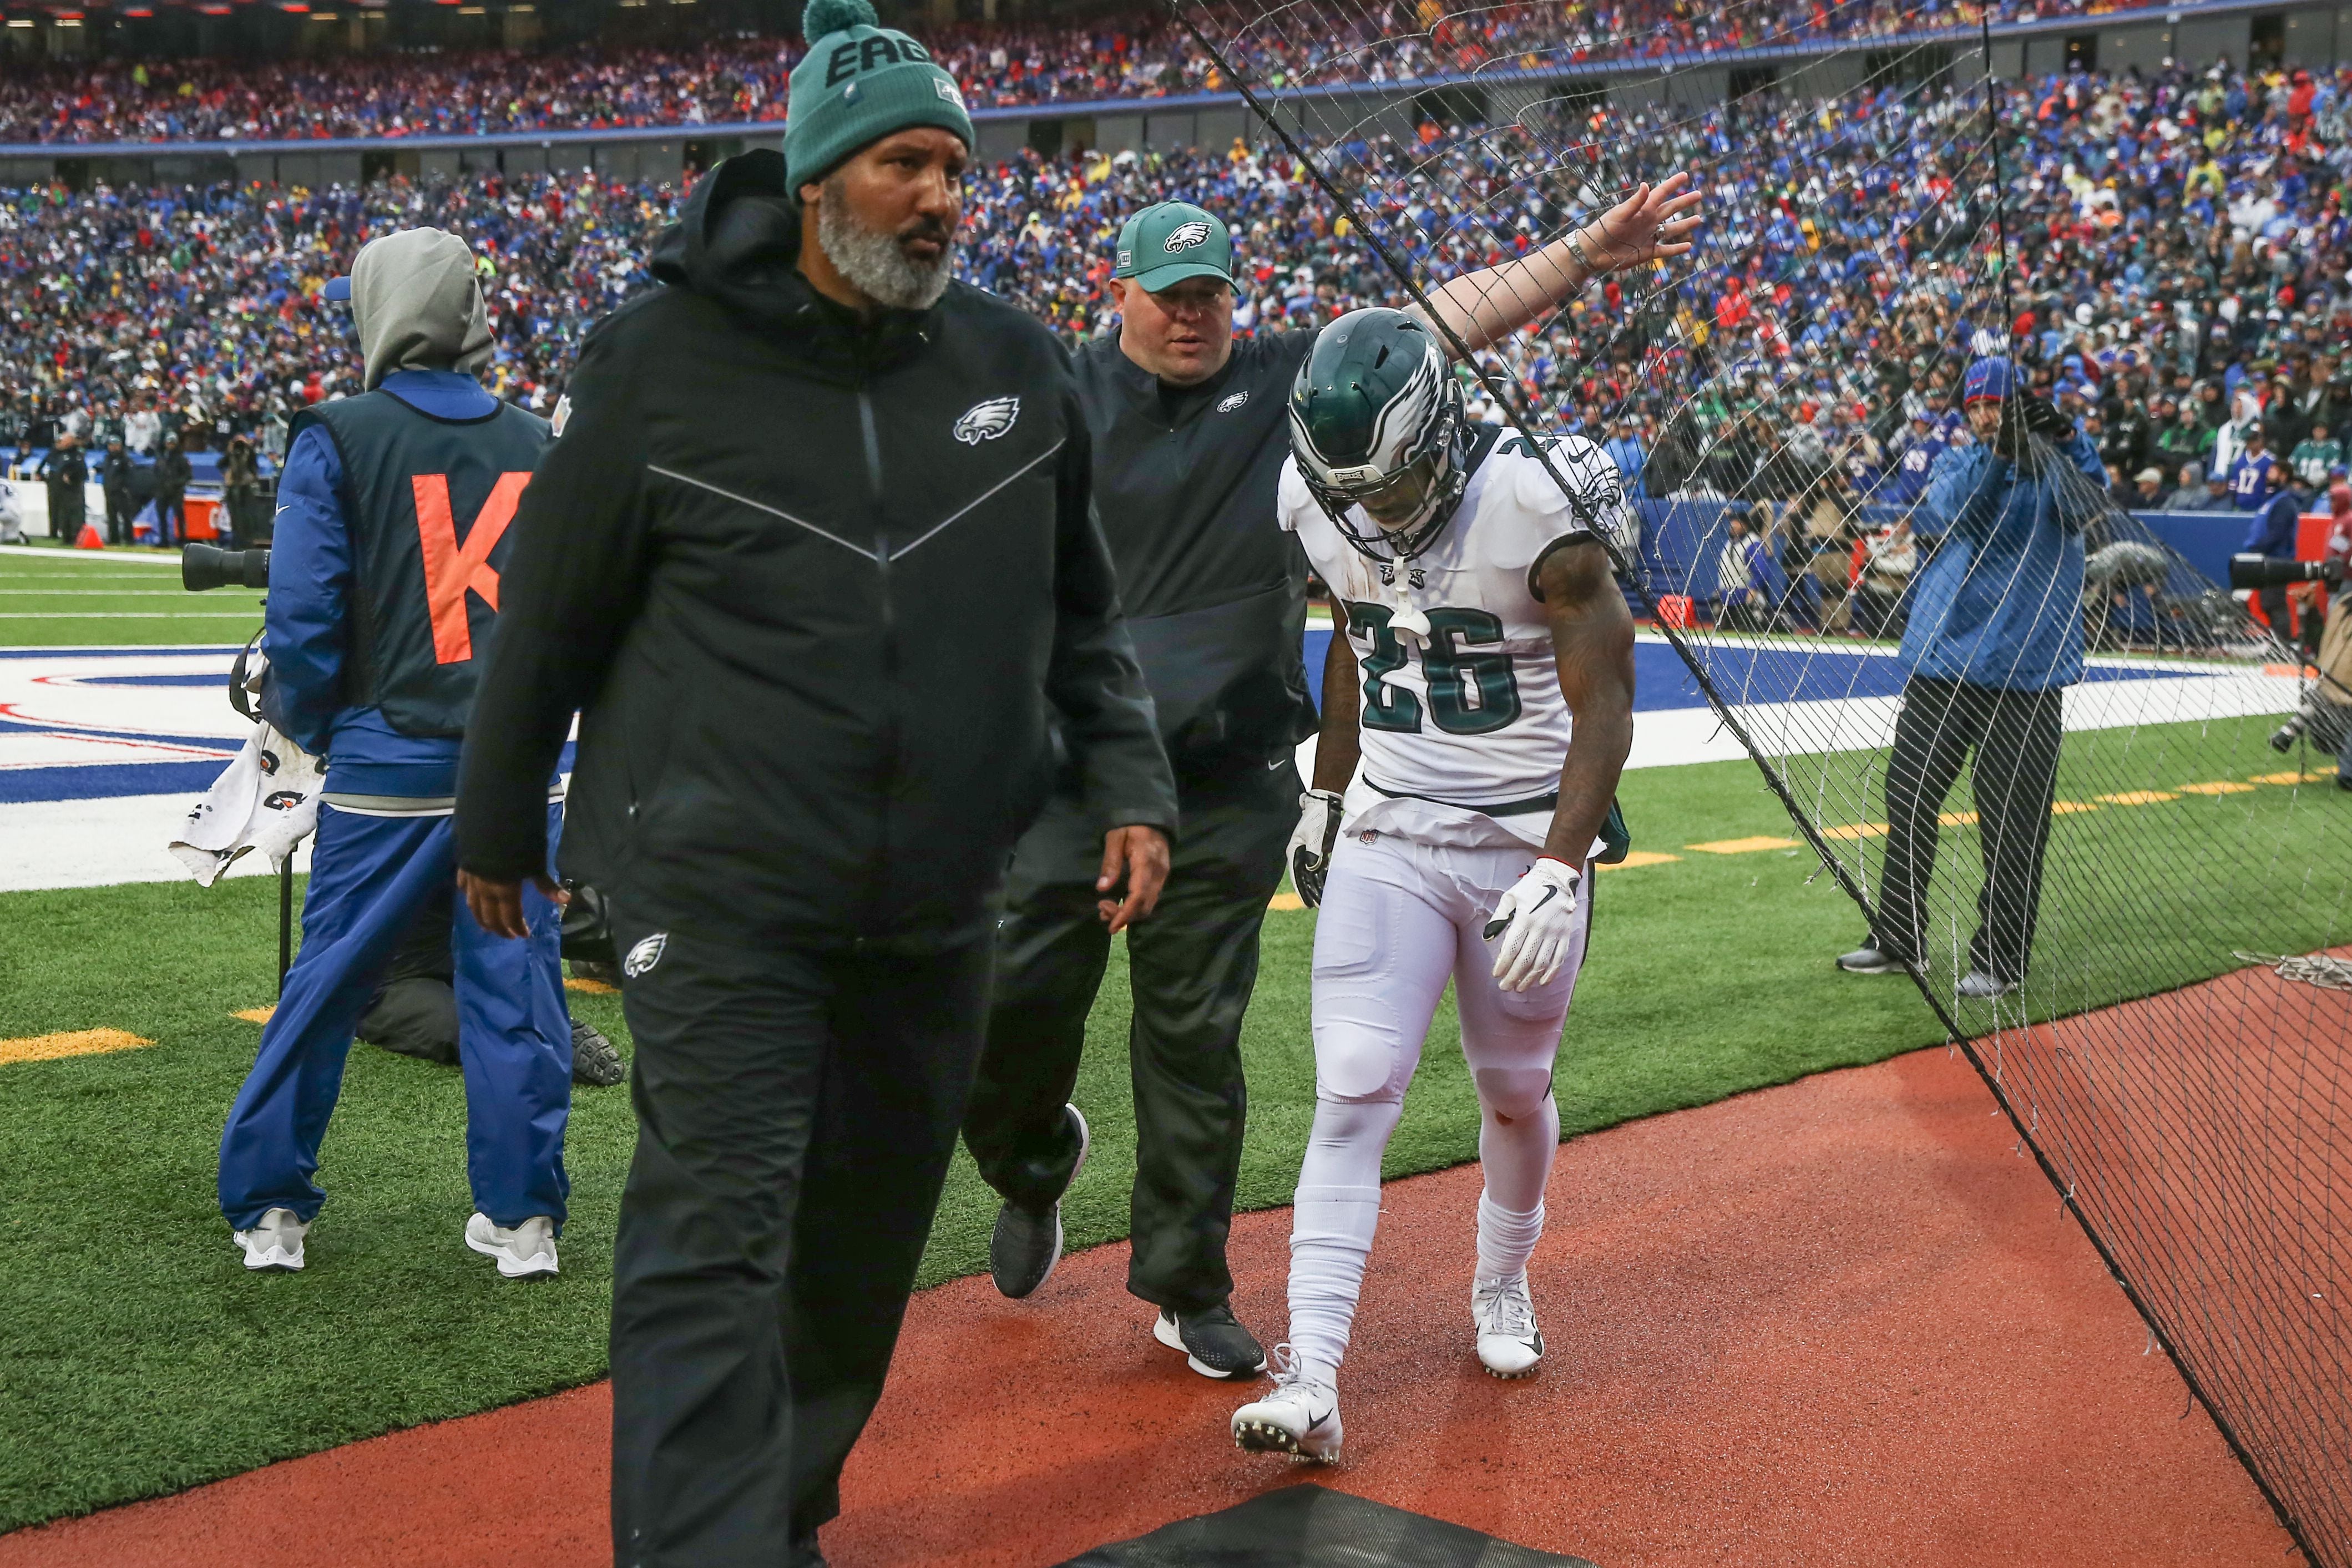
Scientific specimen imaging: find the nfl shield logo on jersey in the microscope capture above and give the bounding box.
[954,397,1021,445]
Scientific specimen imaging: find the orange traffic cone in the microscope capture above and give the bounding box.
[75,522,105,550]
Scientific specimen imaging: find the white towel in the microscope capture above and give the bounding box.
[171,723,325,888]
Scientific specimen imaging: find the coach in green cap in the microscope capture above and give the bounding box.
[963,176,1707,1378]
[457,1,1178,1564]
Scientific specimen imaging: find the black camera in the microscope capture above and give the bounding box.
[2229,553,2342,590]
[183,543,271,592]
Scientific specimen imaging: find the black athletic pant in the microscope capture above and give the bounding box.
[104,493,136,546]
[963,761,1292,1315]
[608,921,992,1567]
[1872,677,2063,983]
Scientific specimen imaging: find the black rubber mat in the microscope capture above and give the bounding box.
[1052,1484,1599,1567]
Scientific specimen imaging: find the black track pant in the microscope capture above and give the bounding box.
[963,762,1292,1315]
[608,922,992,1567]
[1872,677,2064,983]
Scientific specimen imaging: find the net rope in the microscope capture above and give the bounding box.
[1155,3,2351,1559]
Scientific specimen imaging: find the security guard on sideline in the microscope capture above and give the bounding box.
[218,227,575,1281]
[965,178,1704,1377]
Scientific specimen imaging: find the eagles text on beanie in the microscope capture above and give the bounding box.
[786,0,974,190]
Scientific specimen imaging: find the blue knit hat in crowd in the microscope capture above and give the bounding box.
[1963,356,2017,404]
[786,0,973,190]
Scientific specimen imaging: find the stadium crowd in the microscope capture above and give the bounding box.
[2,0,2196,143]
[5,58,2348,569]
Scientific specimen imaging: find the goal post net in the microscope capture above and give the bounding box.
[1149,3,2351,1558]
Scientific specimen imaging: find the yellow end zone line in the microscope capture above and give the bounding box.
[0,1028,155,1066]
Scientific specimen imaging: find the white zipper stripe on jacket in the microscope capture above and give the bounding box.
[650,436,1065,564]
[890,437,1068,560]
[646,463,878,560]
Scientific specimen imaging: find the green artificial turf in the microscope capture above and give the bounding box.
[3,711,2342,1530]
[0,546,261,645]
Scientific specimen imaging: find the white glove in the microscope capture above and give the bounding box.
[1485,857,1581,993]
[1287,790,1345,908]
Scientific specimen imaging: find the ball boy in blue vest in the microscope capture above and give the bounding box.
[217,228,574,1279]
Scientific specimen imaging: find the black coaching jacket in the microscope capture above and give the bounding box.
[454,150,1176,952]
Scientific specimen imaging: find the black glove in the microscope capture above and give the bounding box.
[2021,394,2073,441]
[1287,790,1344,908]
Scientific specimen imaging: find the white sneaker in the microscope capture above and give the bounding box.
[1230,1346,1343,1463]
[232,1207,308,1272]
[1473,1274,1544,1378]
[464,1212,559,1279]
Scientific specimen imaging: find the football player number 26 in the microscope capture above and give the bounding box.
[1346,602,1521,735]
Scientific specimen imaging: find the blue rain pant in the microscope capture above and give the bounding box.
[218,802,572,1232]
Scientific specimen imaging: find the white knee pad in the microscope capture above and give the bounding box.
[1473,1066,1554,1122]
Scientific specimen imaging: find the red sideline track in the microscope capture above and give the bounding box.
[0,1045,2293,1567]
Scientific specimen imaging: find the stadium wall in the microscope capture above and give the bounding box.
[1,0,2343,190]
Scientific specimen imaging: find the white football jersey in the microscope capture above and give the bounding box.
[1280,431,1632,850]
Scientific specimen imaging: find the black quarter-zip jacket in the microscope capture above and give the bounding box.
[1073,328,1321,780]
[454,151,1176,952]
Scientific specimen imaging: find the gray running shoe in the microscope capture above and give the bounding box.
[1155,1303,1268,1380]
[570,1018,627,1087]
[988,1104,1089,1299]
[1956,969,2017,1000]
[1837,945,1903,974]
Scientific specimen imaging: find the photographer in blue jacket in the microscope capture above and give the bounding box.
[216,228,576,1280]
[1838,356,2105,1000]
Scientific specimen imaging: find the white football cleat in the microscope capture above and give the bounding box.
[465,1212,559,1279]
[1231,1347,1343,1463]
[233,1207,308,1272]
[1473,1274,1545,1378]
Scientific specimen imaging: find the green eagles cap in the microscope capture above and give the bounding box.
[1112,201,1234,292]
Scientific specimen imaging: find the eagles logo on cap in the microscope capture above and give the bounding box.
[1111,201,1234,291]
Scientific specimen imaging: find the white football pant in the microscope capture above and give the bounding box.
[1286,828,1591,1380]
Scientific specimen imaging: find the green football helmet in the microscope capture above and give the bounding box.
[1289,307,1471,562]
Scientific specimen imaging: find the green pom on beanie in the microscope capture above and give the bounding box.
[800,0,876,40]
[787,0,973,188]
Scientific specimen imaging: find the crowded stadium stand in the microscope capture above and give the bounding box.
[4,30,2346,599]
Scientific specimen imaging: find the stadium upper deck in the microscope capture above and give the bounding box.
[0,0,2341,154]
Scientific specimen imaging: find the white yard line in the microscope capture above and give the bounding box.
[3,793,311,893]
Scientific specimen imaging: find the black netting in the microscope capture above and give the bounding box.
[1156,4,2352,1560]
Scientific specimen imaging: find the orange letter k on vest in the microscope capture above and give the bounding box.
[412,471,532,665]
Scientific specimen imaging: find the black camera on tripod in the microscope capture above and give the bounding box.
[2229,553,2343,591]
[181,543,272,592]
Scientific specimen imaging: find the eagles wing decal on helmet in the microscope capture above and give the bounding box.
[1288,307,1472,565]
[953,397,1021,445]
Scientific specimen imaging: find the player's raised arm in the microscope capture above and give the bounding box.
[1487,536,1637,993]
[1412,174,1704,357]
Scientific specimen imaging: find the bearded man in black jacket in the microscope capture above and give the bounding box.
[452,3,1176,1561]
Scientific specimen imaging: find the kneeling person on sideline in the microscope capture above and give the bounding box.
[1231,310,1639,1461]
[216,227,575,1279]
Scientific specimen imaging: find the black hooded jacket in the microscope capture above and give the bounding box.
[454,151,1175,952]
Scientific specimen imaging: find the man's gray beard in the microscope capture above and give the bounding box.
[816,178,954,311]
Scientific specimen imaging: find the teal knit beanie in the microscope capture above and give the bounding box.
[787,0,973,189]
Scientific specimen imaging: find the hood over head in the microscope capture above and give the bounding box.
[350,228,494,391]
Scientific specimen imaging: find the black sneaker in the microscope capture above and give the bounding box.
[1154,1304,1267,1380]
[570,1019,627,1087]
[988,1104,1089,1299]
